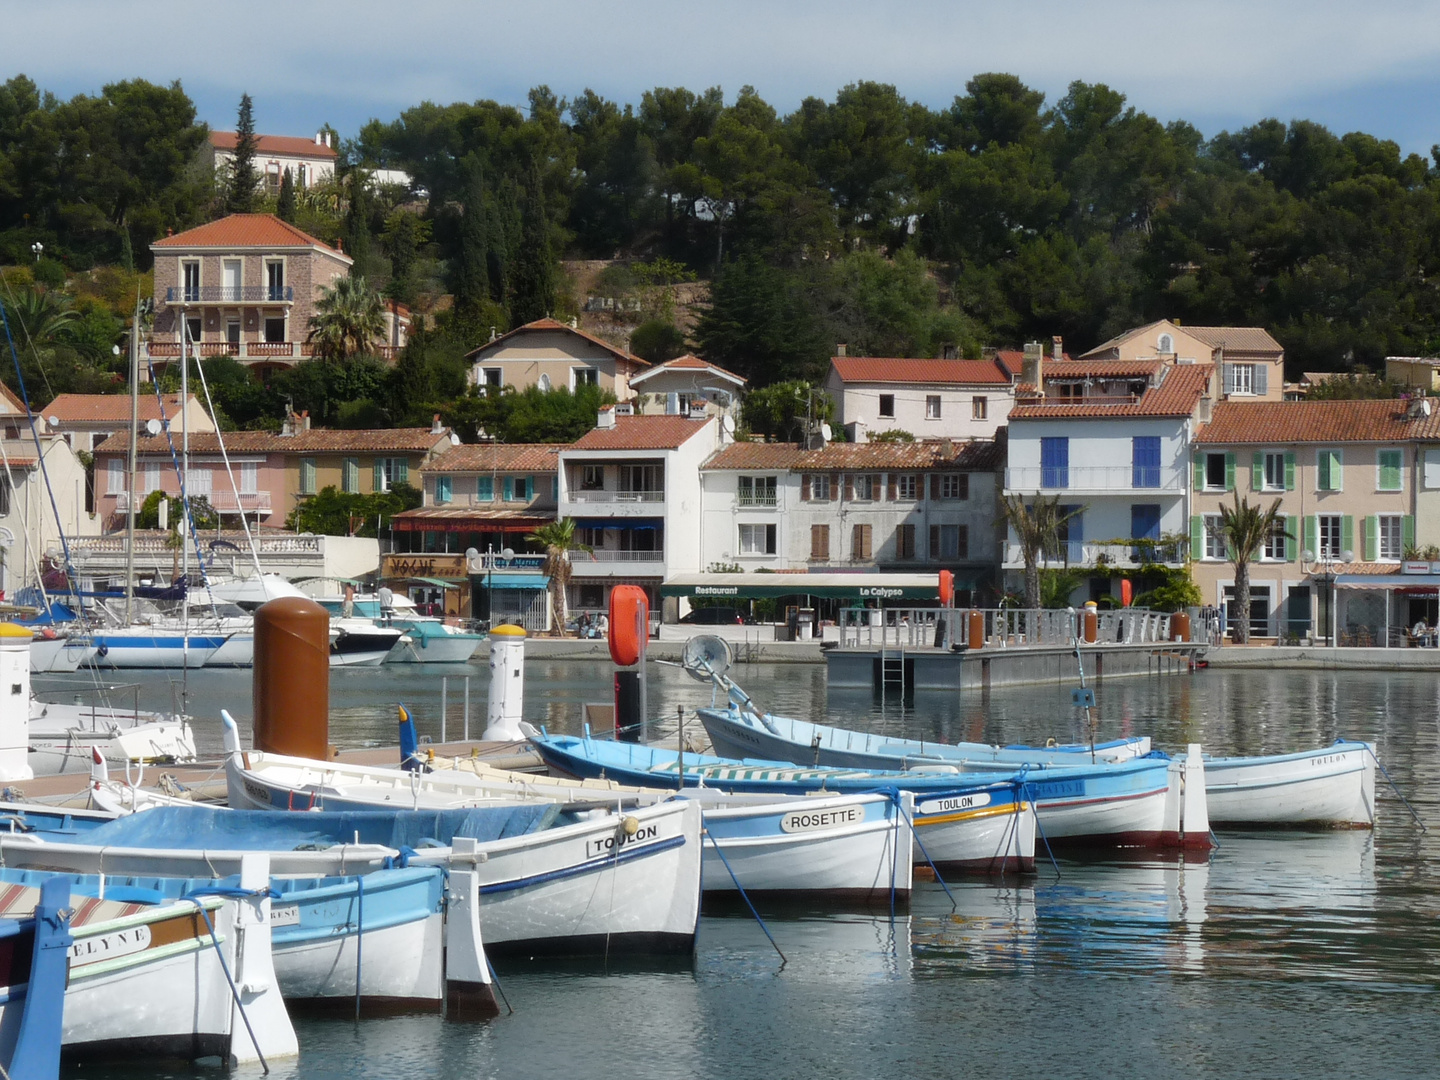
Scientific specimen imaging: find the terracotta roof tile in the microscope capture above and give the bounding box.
[95,427,449,456]
[1185,326,1283,355]
[211,132,338,159]
[704,438,1002,471]
[829,356,1013,386]
[1010,364,1213,420]
[1042,359,1164,379]
[465,318,648,368]
[629,354,746,385]
[1195,399,1440,444]
[43,393,196,425]
[420,443,564,473]
[153,214,344,254]
[567,415,712,451]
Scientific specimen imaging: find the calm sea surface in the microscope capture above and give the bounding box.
[40,659,1440,1080]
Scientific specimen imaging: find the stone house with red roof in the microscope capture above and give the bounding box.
[41,393,214,455]
[147,214,353,374]
[1080,319,1285,402]
[464,318,649,403]
[823,352,1018,442]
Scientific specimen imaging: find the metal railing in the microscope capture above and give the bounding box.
[1005,465,1185,492]
[166,286,294,303]
[567,490,665,503]
[1002,541,1188,568]
[736,491,778,507]
[584,550,664,562]
[837,605,1177,649]
[70,533,322,555]
[144,340,316,361]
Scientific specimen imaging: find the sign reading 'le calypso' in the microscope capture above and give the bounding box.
[859,586,905,599]
[916,792,992,816]
[779,806,864,833]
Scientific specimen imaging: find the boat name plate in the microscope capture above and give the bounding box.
[779,806,864,833]
[917,792,992,816]
[70,924,152,966]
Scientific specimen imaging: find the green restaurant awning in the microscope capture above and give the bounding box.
[661,572,941,602]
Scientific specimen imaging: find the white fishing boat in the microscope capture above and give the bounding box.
[1203,741,1376,827]
[28,630,96,673]
[0,854,296,1067]
[330,618,406,667]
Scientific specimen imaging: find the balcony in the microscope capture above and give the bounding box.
[165,286,294,304]
[1005,465,1184,494]
[1001,541,1187,569]
[113,490,272,514]
[568,489,665,503]
[583,550,664,562]
[571,548,665,576]
[736,492,778,508]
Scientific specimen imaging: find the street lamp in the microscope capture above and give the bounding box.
[1302,546,1353,647]
[30,241,42,263]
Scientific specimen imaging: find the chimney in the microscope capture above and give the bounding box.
[1052,336,1064,364]
[316,132,323,145]
[665,392,680,415]
[836,343,848,357]
[431,412,444,435]
[1022,341,1045,397]
[335,237,344,253]
[301,410,310,432]
[166,227,174,237]
[596,405,617,430]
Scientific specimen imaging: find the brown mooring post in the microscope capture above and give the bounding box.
[253,596,330,758]
[1170,612,1192,643]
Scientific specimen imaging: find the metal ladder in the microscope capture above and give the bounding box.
[879,643,907,705]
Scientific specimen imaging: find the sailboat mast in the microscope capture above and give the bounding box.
[180,311,190,679]
[124,301,139,625]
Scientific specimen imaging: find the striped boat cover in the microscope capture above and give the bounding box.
[647,760,870,782]
[0,882,147,927]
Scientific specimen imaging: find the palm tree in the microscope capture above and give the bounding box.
[1218,494,1289,644]
[525,518,591,634]
[998,494,1085,609]
[307,275,386,360]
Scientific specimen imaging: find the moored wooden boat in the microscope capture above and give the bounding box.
[1203,741,1376,827]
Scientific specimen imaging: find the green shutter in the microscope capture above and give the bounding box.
[477,475,493,501]
[1404,515,1416,554]
[1190,515,1203,560]
[503,477,514,501]
[1363,516,1378,562]
[1284,517,1297,562]
[1224,452,1236,492]
[1379,450,1401,491]
[1284,452,1296,491]
[299,457,316,495]
[373,461,384,492]
[396,459,408,485]
[1342,515,1354,557]
[1252,452,1264,491]
[1192,453,1204,492]
[1304,515,1318,557]
[342,457,358,493]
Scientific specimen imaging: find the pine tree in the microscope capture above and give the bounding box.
[509,166,556,324]
[226,93,260,214]
[276,167,296,222]
[454,161,490,316]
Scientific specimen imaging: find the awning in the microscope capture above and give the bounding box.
[1335,574,1440,589]
[574,518,662,530]
[391,508,552,533]
[473,573,550,591]
[661,572,940,601]
[385,576,460,590]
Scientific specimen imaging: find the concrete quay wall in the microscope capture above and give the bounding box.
[1203,645,1440,671]
[826,642,1204,692]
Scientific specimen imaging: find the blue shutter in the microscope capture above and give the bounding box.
[1130,504,1161,541]
[503,477,514,501]
[1132,436,1160,488]
[1041,437,1069,489]
[435,476,452,504]
[477,476,493,501]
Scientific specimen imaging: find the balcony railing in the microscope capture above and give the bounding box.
[144,341,317,362]
[583,550,664,562]
[166,286,294,304]
[567,489,665,503]
[1002,541,1187,568]
[70,533,321,557]
[737,492,778,507]
[1005,465,1184,492]
[114,490,271,513]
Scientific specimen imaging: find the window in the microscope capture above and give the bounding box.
[1131,436,1161,488]
[0,475,9,516]
[1318,514,1343,559]
[222,259,241,301]
[435,476,453,504]
[342,457,359,493]
[476,475,494,501]
[851,523,873,560]
[504,477,533,502]
[182,261,200,302]
[106,458,124,495]
[1224,584,1271,638]
[1262,451,1288,491]
[1203,514,1226,560]
[738,475,778,507]
[572,367,598,389]
[1230,364,1254,395]
[1262,515,1289,561]
[1377,449,1403,491]
[184,315,201,344]
[266,261,285,301]
[299,457,317,495]
[144,463,160,494]
[481,368,503,395]
[374,457,408,493]
[1041,437,1069,488]
[225,319,241,347]
[1204,452,1230,491]
[851,474,876,501]
[1131,504,1161,543]
[538,374,551,391]
[579,465,604,491]
[972,396,987,420]
[239,462,257,495]
[896,474,917,500]
[184,466,212,497]
[1157,333,1174,354]
[878,394,895,418]
[739,523,777,555]
[802,474,831,501]
[810,524,830,560]
[1318,449,1343,491]
[895,524,916,559]
[938,473,968,500]
[264,317,286,343]
[925,395,942,419]
[576,526,604,548]
[929,524,966,560]
[1379,515,1404,561]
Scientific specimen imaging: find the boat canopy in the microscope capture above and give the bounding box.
[660,572,942,601]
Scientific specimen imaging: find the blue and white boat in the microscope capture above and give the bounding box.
[87,627,230,669]
[315,596,483,664]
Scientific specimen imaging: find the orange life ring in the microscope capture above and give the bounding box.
[40,627,58,640]
[938,570,954,607]
[608,585,649,666]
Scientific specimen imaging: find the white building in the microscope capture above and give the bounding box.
[210,131,339,193]
[1003,362,1216,593]
[823,354,1018,443]
[629,354,746,421]
[557,408,720,616]
[699,439,1004,605]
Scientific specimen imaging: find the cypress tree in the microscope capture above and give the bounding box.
[344,172,371,273]
[509,166,557,324]
[227,93,260,213]
[276,167,296,222]
[454,161,490,316]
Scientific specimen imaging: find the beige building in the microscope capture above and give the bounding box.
[629,355,746,420]
[148,214,352,375]
[465,318,648,402]
[1081,320,1285,402]
[1192,399,1440,644]
[1385,356,1440,392]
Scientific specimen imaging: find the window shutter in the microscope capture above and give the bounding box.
[1304,515,1318,557]
[1342,515,1354,556]
[1192,453,1204,492]
[930,474,940,499]
[1252,452,1263,491]
[1224,363,1235,394]
[477,476,493,501]
[1284,452,1296,491]
[1363,516,1378,562]
[801,475,811,501]
[886,474,897,501]
[1329,450,1343,491]
[1284,518,1296,562]
[929,525,940,559]
[1255,365,1268,396]
[436,476,451,504]
[957,525,968,558]
[372,461,384,492]
[916,473,925,501]
[1404,515,1416,553]
[1379,451,1401,491]
[1224,452,1236,492]
[1190,516,1203,560]
[396,459,408,485]
[829,475,839,501]
[844,474,853,501]
[503,477,514,501]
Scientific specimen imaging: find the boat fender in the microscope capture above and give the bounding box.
[1045,737,1057,748]
[39,627,57,640]
[95,643,108,658]
[620,815,640,837]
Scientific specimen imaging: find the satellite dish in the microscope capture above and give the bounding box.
[721,415,736,436]
[145,419,162,435]
[820,422,832,441]
[47,415,59,429]
[112,345,122,356]
[449,432,461,445]
[681,635,733,682]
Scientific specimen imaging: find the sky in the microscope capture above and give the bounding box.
[7,1,1440,157]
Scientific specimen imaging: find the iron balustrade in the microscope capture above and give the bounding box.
[1005,465,1184,492]
[166,286,294,303]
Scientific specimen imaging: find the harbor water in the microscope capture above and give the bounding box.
[41,660,1440,1079]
